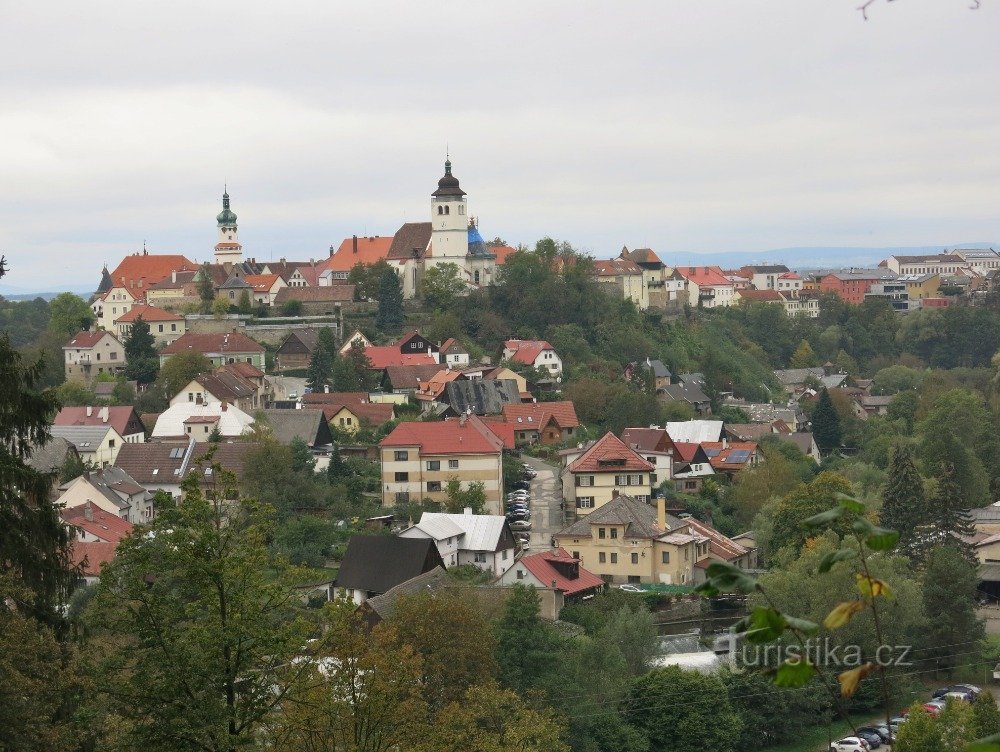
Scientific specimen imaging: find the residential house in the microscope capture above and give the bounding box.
[818,271,897,304]
[107,253,197,300]
[114,439,254,499]
[737,288,819,318]
[674,266,737,308]
[114,304,186,346]
[273,285,355,315]
[438,379,521,417]
[56,466,153,524]
[218,276,254,307]
[553,494,701,585]
[320,235,395,284]
[50,424,124,467]
[366,347,439,370]
[439,338,470,367]
[502,339,563,378]
[724,423,821,464]
[27,438,80,498]
[664,420,724,445]
[657,381,712,415]
[303,394,397,433]
[356,567,452,627]
[244,274,286,306]
[92,285,136,331]
[275,329,321,371]
[397,331,440,360]
[630,358,671,390]
[722,398,806,431]
[882,253,977,276]
[776,271,805,296]
[151,402,254,440]
[379,415,505,511]
[671,443,715,493]
[260,408,334,451]
[333,536,445,605]
[61,501,134,585]
[864,280,910,311]
[339,330,373,354]
[381,364,448,393]
[497,548,604,612]
[54,405,146,444]
[398,510,518,575]
[501,401,580,445]
[898,273,940,302]
[668,513,758,579]
[699,442,761,480]
[463,365,531,400]
[620,427,677,489]
[739,264,790,291]
[773,365,847,394]
[561,432,654,514]
[64,330,126,383]
[621,247,686,309]
[159,331,266,369]
[171,369,261,413]
[592,255,649,310]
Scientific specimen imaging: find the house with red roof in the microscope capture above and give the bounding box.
[674,265,738,308]
[113,304,187,346]
[592,255,649,310]
[439,337,470,367]
[63,330,126,384]
[561,432,654,515]
[159,331,265,370]
[319,235,396,282]
[497,548,604,612]
[108,253,197,300]
[501,401,580,445]
[92,285,136,331]
[668,513,758,577]
[379,415,505,511]
[244,274,286,306]
[699,441,761,479]
[502,339,562,378]
[671,442,715,493]
[61,500,135,584]
[55,405,146,444]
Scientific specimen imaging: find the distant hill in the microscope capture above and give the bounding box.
[0,287,93,301]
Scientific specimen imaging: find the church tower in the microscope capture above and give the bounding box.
[214,189,243,265]
[429,158,469,266]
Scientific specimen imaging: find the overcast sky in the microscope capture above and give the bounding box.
[1,1,997,289]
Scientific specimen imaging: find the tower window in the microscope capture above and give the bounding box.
[459,205,465,215]
[437,206,443,215]
[444,205,450,215]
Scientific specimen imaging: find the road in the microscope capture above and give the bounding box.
[519,456,568,553]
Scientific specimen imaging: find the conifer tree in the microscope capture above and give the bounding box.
[122,317,159,384]
[923,462,976,560]
[789,339,817,369]
[306,346,333,391]
[921,545,984,673]
[879,444,925,554]
[375,268,405,332]
[811,388,842,450]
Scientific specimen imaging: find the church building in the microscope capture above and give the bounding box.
[214,189,243,265]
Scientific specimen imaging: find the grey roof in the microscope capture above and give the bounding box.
[724,400,802,426]
[665,420,723,444]
[785,432,819,457]
[972,504,1000,524]
[26,437,78,475]
[676,372,705,386]
[260,408,333,448]
[219,275,252,289]
[820,374,848,389]
[645,359,671,378]
[416,512,512,552]
[745,265,790,274]
[442,379,520,416]
[50,425,115,450]
[555,494,662,540]
[773,367,825,386]
[59,466,148,510]
[658,383,710,406]
[334,536,445,595]
[364,567,452,621]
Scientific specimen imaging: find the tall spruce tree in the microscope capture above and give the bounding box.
[122,317,159,384]
[375,268,405,332]
[879,444,925,554]
[921,545,984,673]
[197,263,216,313]
[306,346,334,391]
[811,388,842,450]
[0,258,74,627]
[924,462,976,560]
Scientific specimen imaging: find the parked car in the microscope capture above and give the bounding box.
[510,481,530,491]
[853,729,881,749]
[618,584,642,593]
[507,492,529,501]
[943,690,974,703]
[830,737,869,752]
[933,683,981,700]
[922,700,946,715]
[510,520,532,531]
[859,725,893,744]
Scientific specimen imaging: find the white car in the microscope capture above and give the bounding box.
[830,737,870,752]
[618,584,642,593]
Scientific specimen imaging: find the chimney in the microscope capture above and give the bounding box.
[86,406,93,417]
[459,414,467,427]
[353,235,358,254]
[221,402,228,412]
[657,496,667,531]
[463,507,472,515]
[84,501,94,522]
[99,406,109,423]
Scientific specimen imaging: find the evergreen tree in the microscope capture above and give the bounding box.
[326,444,351,483]
[122,317,159,384]
[317,326,338,358]
[921,463,976,560]
[0,260,73,628]
[789,339,817,368]
[921,545,984,674]
[375,268,405,332]
[970,691,1000,739]
[879,444,925,553]
[306,346,334,391]
[237,289,252,314]
[811,388,842,450]
[197,263,215,313]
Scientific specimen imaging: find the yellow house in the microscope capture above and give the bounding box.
[325,401,396,434]
[561,432,653,515]
[900,273,940,301]
[379,415,505,512]
[92,286,135,331]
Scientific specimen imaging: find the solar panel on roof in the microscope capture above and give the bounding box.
[728,450,751,463]
[703,447,721,457]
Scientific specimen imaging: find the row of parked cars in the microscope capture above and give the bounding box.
[830,683,983,751]
[507,464,538,541]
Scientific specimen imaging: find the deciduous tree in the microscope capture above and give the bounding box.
[47,291,95,339]
[420,262,466,311]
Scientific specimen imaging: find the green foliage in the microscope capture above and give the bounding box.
[375,268,405,332]
[493,584,560,695]
[894,705,943,752]
[197,263,215,313]
[272,515,339,567]
[444,478,486,514]
[0,295,50,348]
[763,472,854,558]
[306,344,334,390]
[420,262,466,311]
[921,545,985,673]
[970,691,1000,739]
[155,350,214,402]
[790,338,818,368]
[878,444,925,552]
[872,365,925,395]
[812,388,842,450]
[53,379,96,407]
[332,341,375,392]
[237,289,252,314]
[280,298,304,317]
[211,294,231,317]
[46,291,94,339]
[289,436,316,474]
[624,666,742,752]
[110,377,136,405]
[348,259,393,302]
[122,317,159,384]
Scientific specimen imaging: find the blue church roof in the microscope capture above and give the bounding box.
[468,223,489,256]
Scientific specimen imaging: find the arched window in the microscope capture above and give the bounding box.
[444,205,450,215]
[474,271,480,284]
[437,206,443,215]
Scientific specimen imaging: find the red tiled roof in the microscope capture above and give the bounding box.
[54,406,142,438]
[677,517,748,562]
[322,401,395,426]
[114,304,183,323]
[478,416,517,449]
[70,540,120,576]
[220,361,265,379]
[161,332,264,356]
[61,503,133,543]
[380,416,504,455]
[503,339,555,367]
[567,432,653,474]
[518,547,604,597]
[109,254,197,297]
[674,266,733,287]
[365,346,438,369]
[701,442,758,471]
[244,274,281,292]
[673,442,701,462]
[502,401,580,430]
[779,272,802,279]
[291,265,322,287]
[322,236,395,271]
[64,330,119,349]
[620,427,673,453]
[592,257,643,276]
[628,248,663,265]
[489,244,518,265]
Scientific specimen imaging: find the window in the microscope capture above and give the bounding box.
[502,549,508,560]
[662,551,670,564]
[110,352,117,360]
[474,552,486,563]
[158,324,164,332]
[395,491,409,503]
[631,553,639,565]
[576,497,594,509]
[598,528,606,539]
[426,481,442,492]
[576,475,594,487]
[394,451,409,461]
[516,569,524,579]
[426,460,440,471]
[572,551,580,559]
[394,472,409,482]
[437,206,443,215]
[109,439,115,448]
[444,206,450,215]
[685,481,697,490]
[448,459,459,469]
[684,547,689,561]
[598,552,606,563]
[458,204,465,215]
[628,575,641,584]
[171,324,177,331]
[610,553,618,564]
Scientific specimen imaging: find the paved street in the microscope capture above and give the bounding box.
[519,456,569,552]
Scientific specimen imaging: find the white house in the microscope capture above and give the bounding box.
[50,424,125,468]
[151,402,254,440]
[502,339,563,378]
[398,510,518,576]
[57,466,154,524]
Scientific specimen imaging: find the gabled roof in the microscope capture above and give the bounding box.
[383,364,448,391]
[113,440,253,485]
[517,548,604,597]
[244,274,282,291]
[502,401,580,430]
[50,424,117,450]
[61,500,135,541]
[665,420,723,444]
[742,264,790,274]
[567,432,653,474]
[700,442,758,471]
[69,540,121,576]
[441,380,521,416]
[151,402,254,438]
[219,276,252,290]
[260,409,333,448]
[658,383,711,406]
[365,347,439,370]
[26,437,78,475]
[556,493,662,539]
[416,512,514,552]
[55,406,143,438]
[319,400,396,426]
[109,254,197,296]
[362,567,452,622]
[674,266,733,287]
[220,361,265,380]
[439,337,465,354]
[672,442,711,464]
[323,236,395,271]
[193,371,257,403]
[626,247,663,265]
[114,304,184,323]
[620,427,673,453]
[64,330,121,349]
[671,516,749,561]
[380,416,504,456]
[161,331,264,356]
[388,222,433,261]
[334,536,444,594]
[503,339,556,366]
[592,257,643,276]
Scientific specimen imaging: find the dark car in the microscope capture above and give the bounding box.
[506,512,530,522]
[858,725,892,744]
[510,481,531,491]
[854,728,882,748]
